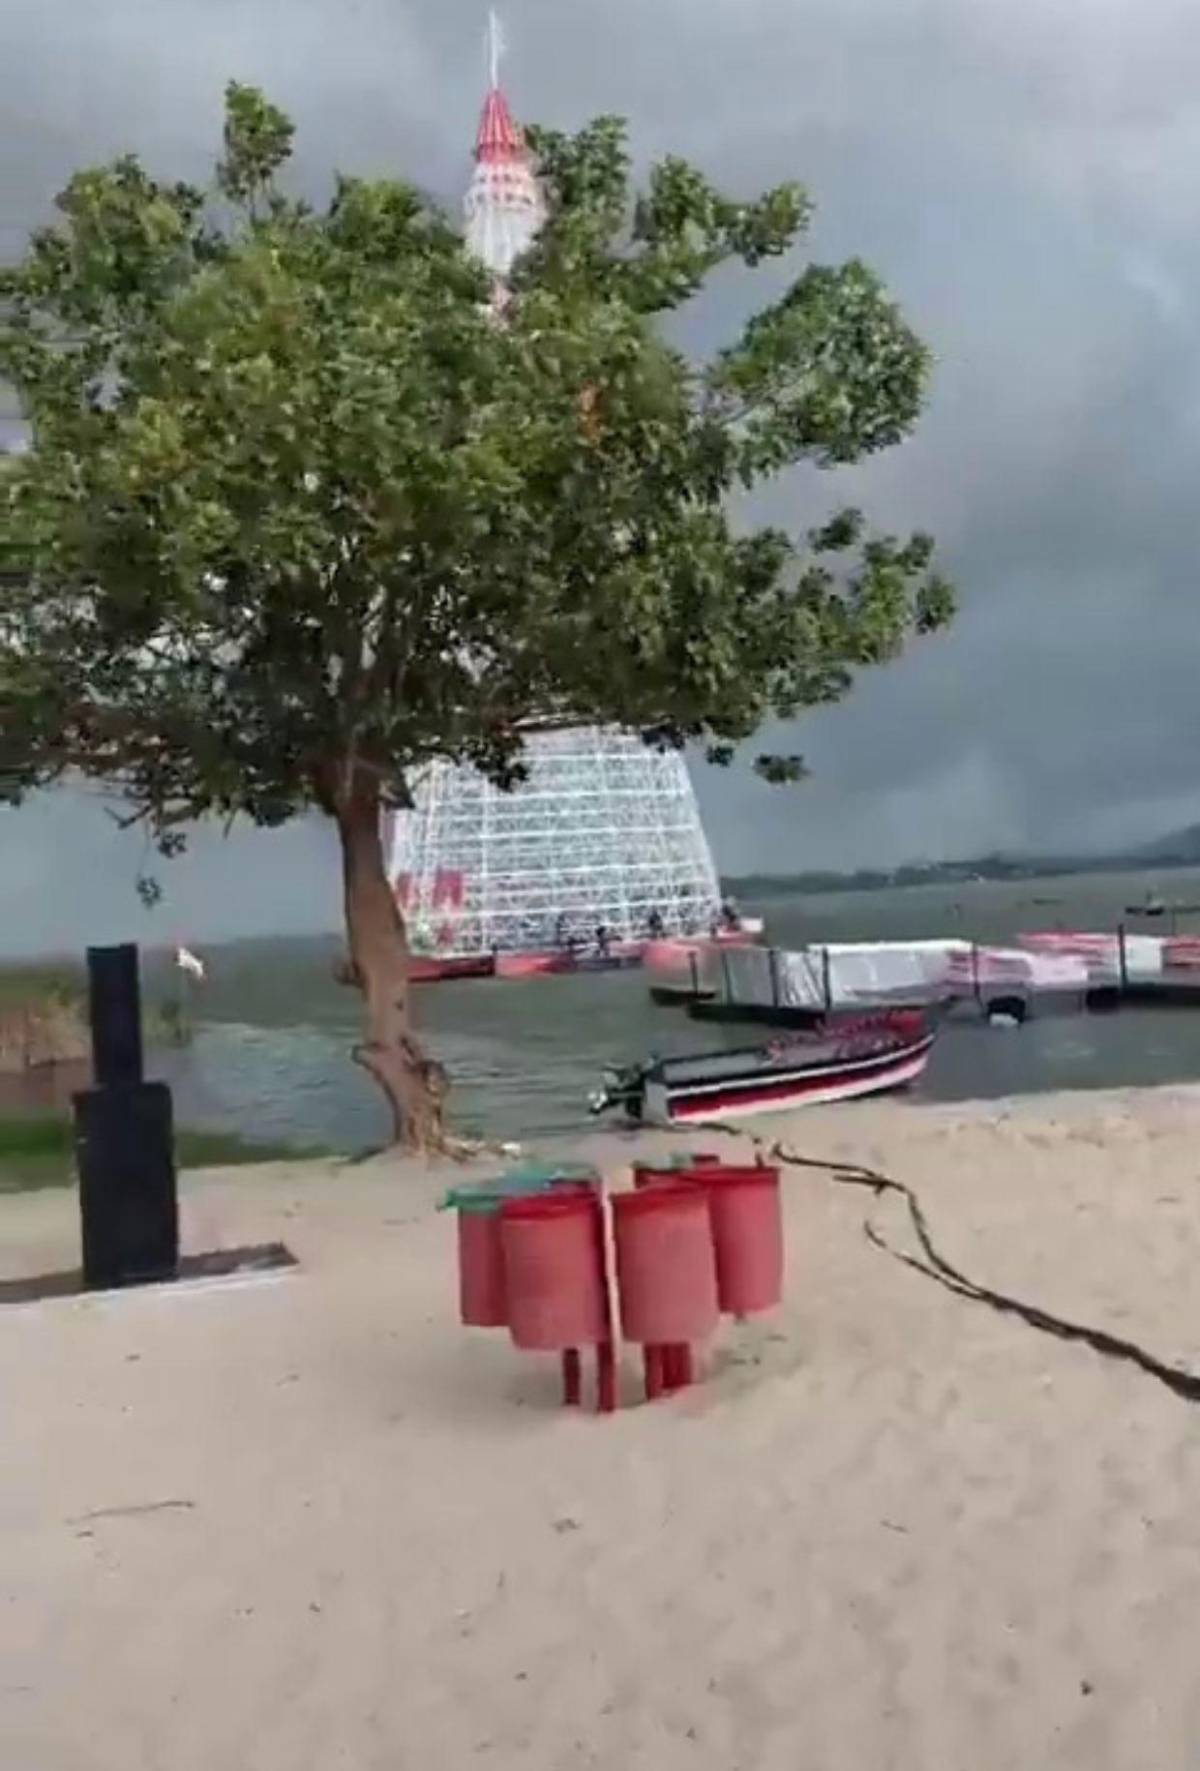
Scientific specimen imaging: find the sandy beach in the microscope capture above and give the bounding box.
[7,1086,1200,1768]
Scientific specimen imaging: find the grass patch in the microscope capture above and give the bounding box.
[0,1113,331,1195]
[0,959,192,1055]
[0,962,82,1007]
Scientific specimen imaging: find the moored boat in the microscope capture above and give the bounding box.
[410,952,497,983]
[496,945,644,979]
[494,951,562,979]
[588,1011,936,1126]
[568,951,643,974]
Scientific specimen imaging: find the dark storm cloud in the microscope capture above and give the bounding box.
[4,0,1200,945]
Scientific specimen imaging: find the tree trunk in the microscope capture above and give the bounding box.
[334,777,448,1153]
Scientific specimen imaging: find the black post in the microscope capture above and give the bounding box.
[73,944,178,1290]
[1118,922,1129,992]
[87,943,144,1085]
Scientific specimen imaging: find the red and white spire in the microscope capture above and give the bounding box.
[463,11,546,283]
[475,86,525,164]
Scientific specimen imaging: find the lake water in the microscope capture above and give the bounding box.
[104,865,1200,1153]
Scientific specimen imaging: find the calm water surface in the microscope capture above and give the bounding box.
[113,866,1200,1152]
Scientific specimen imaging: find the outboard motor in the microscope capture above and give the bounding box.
[588,1062,648,1119]
[985,993,1028,1027]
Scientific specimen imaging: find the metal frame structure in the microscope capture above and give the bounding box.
[388,727,722,956]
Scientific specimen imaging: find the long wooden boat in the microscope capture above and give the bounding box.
[588,1011,936,1126]
[496,947,643,979]
[562,950,643,974]
[409,952,497,983]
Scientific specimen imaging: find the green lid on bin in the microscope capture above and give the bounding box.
[497,1160,599,1189]
[439,1159,600,1214]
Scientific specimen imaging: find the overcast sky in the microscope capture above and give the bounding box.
[5,0,1200,951]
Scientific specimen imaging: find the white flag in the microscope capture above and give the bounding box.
[176,945,206,982]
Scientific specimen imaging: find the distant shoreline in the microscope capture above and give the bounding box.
[723,852,1200,900]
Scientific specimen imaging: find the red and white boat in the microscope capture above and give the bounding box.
[409,952,496,984]
[493,951,560,980]
[495,944,643,979]
[589,1011,936,1126]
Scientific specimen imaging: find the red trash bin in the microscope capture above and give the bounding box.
[629,1163,722,1388]
[445,1168,601,1329]
[500,1189,609,1352]
[677,1165,784,1316]
[632,1164,678,1192]
[611,1184,720,1346]
[633,1153,720,1191]
[457,1205,508,1327]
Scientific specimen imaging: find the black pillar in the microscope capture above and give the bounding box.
[86,942,144,1086]
[73,944,178,1289]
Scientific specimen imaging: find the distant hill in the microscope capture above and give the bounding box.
[724,822,1200,898]
[1135,824,1200,864]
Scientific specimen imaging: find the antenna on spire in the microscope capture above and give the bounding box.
[487,9,505,89]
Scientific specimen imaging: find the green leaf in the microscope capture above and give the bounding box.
[217,83,296,208]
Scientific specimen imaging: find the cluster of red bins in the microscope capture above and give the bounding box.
[453,1155,784,1411]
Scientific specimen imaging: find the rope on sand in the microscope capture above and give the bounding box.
[697,1121,1200,1407]
[771,1140,1200,1407]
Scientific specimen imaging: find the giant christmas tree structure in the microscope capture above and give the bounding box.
[386,33,724,972]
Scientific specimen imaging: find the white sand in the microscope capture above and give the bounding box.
[7,1087,1200,1768]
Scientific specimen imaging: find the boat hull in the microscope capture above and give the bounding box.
[592,1015,936,1126]
[496,948,643,979]
[494,951,561,979]
[650,1037,934,1124]
[409,953,496,983]
[568,952,643,974]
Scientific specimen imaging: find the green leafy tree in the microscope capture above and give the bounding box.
[1,84,953,1150]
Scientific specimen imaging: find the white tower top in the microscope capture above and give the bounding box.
[463,16,547,283]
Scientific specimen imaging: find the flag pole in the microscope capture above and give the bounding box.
[176,946,190,1046]
[488,8,504,87]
